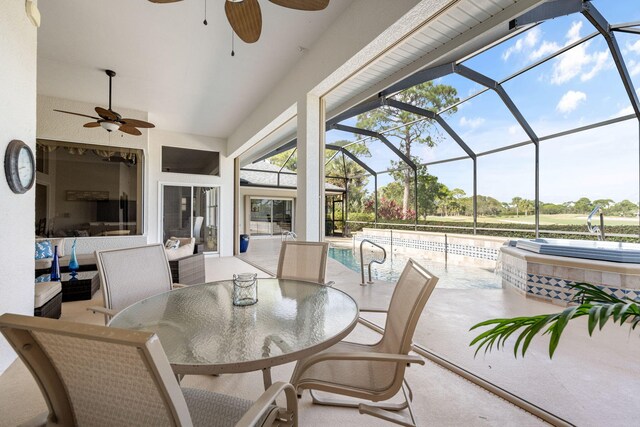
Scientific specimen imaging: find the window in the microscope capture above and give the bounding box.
[162,146,220,176]
[249,198,293,236]
[35,139,143,237]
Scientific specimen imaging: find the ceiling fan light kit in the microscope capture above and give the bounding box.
[53,70,154,137]
[100,121,120,132]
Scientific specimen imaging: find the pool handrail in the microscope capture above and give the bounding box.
[587,205,605,241]
[359,239,387,285]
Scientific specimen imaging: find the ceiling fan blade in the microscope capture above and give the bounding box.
[119,125,142,136]
[53,109,101,120]
[83,122,100,128]
[269,0,329,11]
[95,107,119,121]
[120,118,155,129]
[148,0,183,3]
[225,0,262,44]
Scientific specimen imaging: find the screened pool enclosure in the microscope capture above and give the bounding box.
[245,0,640,241]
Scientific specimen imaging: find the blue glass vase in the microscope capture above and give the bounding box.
[68,238,79,279]
[50,245,61,281]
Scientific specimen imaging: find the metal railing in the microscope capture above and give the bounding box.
[359,239,387,285]
[281,231,297,241]
[587,205,605,241]
[345,220,638,239]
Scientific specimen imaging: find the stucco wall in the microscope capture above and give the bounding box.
[0,0,38,373]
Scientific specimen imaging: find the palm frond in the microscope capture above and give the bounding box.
[469,283,640,358]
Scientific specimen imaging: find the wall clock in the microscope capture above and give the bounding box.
[4,140,35,194]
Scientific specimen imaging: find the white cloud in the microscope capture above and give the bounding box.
[529,40,560,61]
[459,116,485,129]
[556,90,587,113]
[628,59,640,77]
[551,44,592,84]
[502,27,540,61]
[627,39,640,55]
[508,125,520,135]
[565,21,583,44]
[544,21,612,85]
[616,105,634,116]
[580,50,609,81]
[551,43,611,84]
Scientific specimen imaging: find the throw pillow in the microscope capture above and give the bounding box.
[165,238,180,250]
[35,240,53,260]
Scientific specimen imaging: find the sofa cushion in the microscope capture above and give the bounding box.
[35,240,53,260]
[34,281,62,308]
[36,238,65,257]
[165,244,194,261]
[35,258,53,271]
[165,238,180,249]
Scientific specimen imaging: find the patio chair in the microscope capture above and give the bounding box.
[90,244,184,323]
[0,313,297,427]
[290,258,438,426]
[276,241,333,286]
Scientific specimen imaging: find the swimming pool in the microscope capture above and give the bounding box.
[328,247,501,289]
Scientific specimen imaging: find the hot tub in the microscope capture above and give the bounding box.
[513,239,640,264]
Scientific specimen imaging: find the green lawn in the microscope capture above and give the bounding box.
[423,214,639,226]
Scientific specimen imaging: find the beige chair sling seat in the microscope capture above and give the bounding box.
[290,258,439,426]
[90,244,184,324]
[277,241,331,286]
[0,313,298,427]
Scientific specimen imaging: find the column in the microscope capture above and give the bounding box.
[295,94,324,241]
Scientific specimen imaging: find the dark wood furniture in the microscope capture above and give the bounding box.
[36,271,100,302]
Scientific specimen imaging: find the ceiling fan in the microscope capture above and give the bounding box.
[54,70,155,136]
[148,0,330,44]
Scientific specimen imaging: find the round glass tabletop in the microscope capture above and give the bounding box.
[109,278,359,374]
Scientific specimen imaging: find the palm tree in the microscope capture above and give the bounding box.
[470,283,640,358]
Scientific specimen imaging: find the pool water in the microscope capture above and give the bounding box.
[328,247,501,289]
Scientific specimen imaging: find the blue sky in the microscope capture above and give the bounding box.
[325,0,640,205]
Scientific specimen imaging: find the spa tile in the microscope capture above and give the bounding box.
[584,270,603,285]
[622,274,640,290]
[539,263,555,276]
[554,266,570,279]
[602,272,622,287]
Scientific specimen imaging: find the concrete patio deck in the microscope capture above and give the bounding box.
[239,237,640,427]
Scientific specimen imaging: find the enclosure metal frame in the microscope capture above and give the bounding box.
[249,1,640,239]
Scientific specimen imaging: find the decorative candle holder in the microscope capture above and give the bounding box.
[233,273,258,306]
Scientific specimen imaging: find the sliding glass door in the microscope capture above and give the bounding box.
[162,185,219,252]
[249,198,293,236]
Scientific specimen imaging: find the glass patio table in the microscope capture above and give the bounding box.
[109,278,359,387]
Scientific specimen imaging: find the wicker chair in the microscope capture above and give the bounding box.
[0,313,297,427]
[90,244,182,323]
[290,259,438,426]
[276,241,332,286]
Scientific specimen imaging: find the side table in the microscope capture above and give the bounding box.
[36,271,100,302]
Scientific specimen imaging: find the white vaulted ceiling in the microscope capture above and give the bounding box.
[36,0,353,138]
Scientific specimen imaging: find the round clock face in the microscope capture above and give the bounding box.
[18,147,34,187]
[4,140,35,194]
